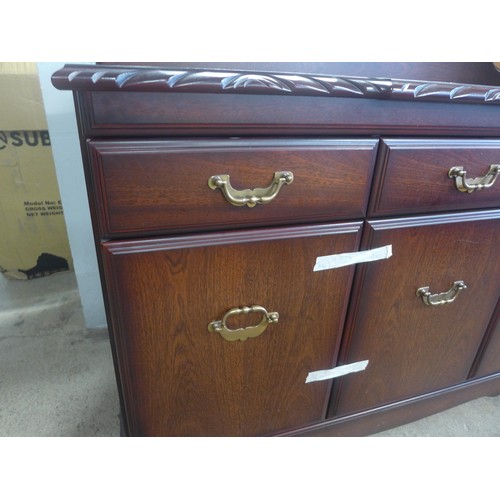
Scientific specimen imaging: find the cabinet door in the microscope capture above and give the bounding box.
[102,223,362,436]
[330,211,500,417]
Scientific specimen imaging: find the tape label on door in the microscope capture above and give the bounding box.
[305,360,369,383]
[313,244,392,272]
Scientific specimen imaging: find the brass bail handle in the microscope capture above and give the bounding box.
[208,171,294,207]
[416,280,467,306]
[208,305,279,341]
[448,165,500,193]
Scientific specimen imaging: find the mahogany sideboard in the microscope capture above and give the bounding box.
[52,62,500,436]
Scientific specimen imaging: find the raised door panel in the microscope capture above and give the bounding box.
[330,211,500,418]
[102,223,362,436]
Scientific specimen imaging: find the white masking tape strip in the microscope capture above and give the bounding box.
[313,244,392,272]
[305,360,369,383]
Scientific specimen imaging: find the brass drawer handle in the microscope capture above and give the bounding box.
[416,280,467,306]
[448,165,500,193]
[208,305,279,341]
[208,171,294,207]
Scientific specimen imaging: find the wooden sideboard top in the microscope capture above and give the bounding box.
[52,62,500,106]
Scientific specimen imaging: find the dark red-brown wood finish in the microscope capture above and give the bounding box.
[472,298,500,379]
[369,139,500,216]
[76,91,500,138]
[88,139,377,238]
[95,62,500,86]
[102,223,362,436]
[51,63,500,138]
[330,211,500,417]
[52,62,500,436]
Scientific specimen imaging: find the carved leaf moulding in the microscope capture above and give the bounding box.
[52,65,500,105]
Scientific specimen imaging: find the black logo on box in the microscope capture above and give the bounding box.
[0,130,51,150]
[18,253,69,279]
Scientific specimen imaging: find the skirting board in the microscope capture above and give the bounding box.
[276,372,500,437]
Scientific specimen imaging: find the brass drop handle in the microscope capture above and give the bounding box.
[208,305,279,341]
[208,171,294,207]
[448,165,500,193]
[416,280,467,306]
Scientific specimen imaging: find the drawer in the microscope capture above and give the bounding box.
[88,139,378,237]
[369,139,500,216]
[102,222,363,436]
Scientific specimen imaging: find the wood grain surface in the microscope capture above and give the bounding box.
[89,139,377,237]
[369,139,500,216]
[102,223,362,436]
[330,211,500,417]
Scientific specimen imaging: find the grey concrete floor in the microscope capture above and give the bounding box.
[0,270,499,437]
[0,270,120,436]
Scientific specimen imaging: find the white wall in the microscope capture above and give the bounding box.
[37,63,107,329]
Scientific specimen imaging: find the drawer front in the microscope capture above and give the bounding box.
[330,210,500,417]
[102,222,362,436]
[89,139,377,237]
[369,139,500,216]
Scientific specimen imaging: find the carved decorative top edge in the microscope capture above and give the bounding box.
[52,65,500,105]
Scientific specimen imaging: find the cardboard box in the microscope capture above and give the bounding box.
[0,62,72,279]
